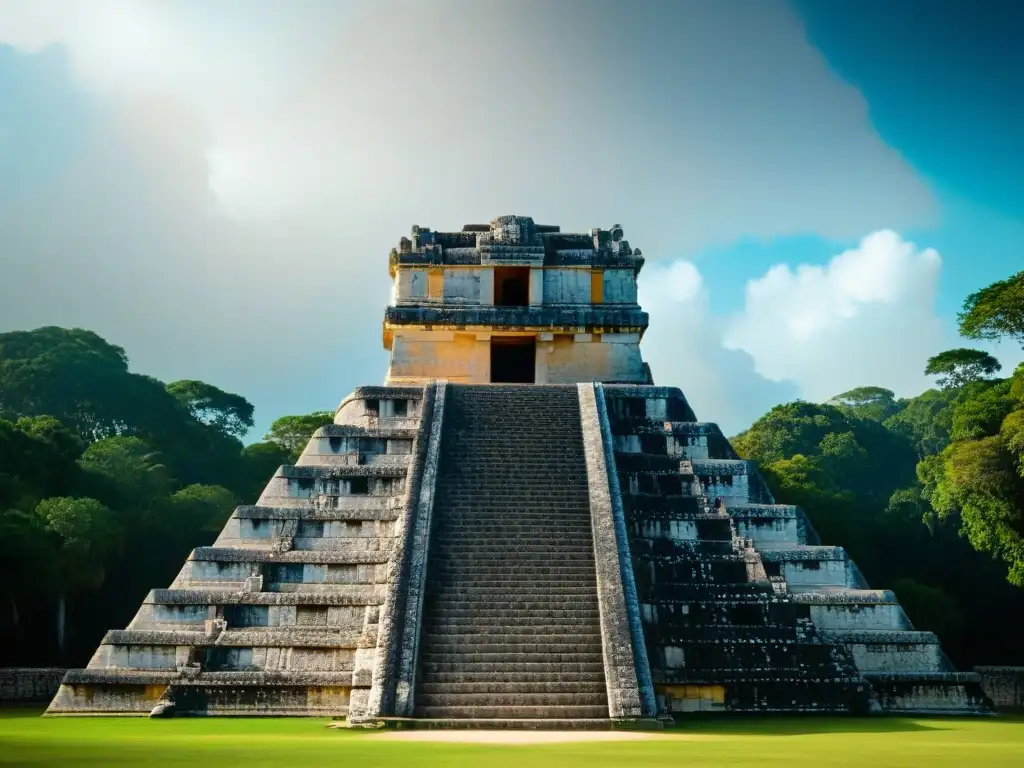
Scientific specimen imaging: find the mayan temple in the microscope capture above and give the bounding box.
[48,215,992,725]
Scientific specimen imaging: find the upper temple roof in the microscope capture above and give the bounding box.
[388,214,645,276]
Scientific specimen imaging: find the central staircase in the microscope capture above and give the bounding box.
[414,385,610,726]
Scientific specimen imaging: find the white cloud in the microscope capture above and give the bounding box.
[640,261,799,435]
[722,231,946,402]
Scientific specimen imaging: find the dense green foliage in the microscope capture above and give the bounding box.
[3,708,1024,768]
[0,327,327,666]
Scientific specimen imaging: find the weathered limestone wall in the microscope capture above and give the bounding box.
[387,333,489,384]
[542,334,646,385]
[0,669,65,702]
[543,268,591,304]
[442,269,483,304]
[387,331,648,386]
[602,269,638,304]
[975,667,1024,709]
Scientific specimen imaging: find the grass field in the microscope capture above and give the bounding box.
[2,708,1022,767]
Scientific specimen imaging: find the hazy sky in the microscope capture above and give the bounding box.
[1,0,1021,437]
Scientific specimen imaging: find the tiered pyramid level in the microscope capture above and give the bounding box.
[49,215,992,722]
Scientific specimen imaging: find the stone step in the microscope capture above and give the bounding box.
[419,681,608,695]
[429,551,596,561]
[422,623,603,635]
[429,567,597,577]
[426,596,600,607]
[434,532,593,539]
[419,641,603,655]
[422,671,608,684]
[420,659,606,674]
[414,705,611,719]
[435,514,592,522]
[426,612,601,623]
[419,651,605,665]
[427,605,601,615]
[428,577,598,589]
[416,692,608,707]
[432,537,594,546]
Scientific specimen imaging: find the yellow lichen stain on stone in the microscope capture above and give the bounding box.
[306,685,350,709]
[427,268,444,299]
[143,684,169,701]
[591,269,604,304]
[660,684,726,703]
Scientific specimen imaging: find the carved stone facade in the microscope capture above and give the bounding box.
[385,215,649,386]
[50,215,992,723]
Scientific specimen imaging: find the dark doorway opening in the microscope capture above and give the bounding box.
[491,337,536,383]
[494,267,530,306]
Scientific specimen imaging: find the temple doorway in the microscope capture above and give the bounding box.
[494,267,530,306]
[490,337,536,383]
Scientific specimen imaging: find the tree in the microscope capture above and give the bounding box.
[35,497,119,658]
[922,434,1024,586]
[78,436,173,507]
[949,380,1016,442]
[925,348,1002,390]
[891,577,964,644]
[0,416,83,511]
[883,388,957,458]
[167,484,238,536]
[828,387,903,422]
[237,441,292,501]
[0,327,195,444]
[166,380,254,440]
[958,269,1024,346]
[264,411,334,460]
[0,510,57,638]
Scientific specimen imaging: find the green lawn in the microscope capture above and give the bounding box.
[2,708,1022,767]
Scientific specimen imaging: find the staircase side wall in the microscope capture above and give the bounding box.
[578,383,657,718]
[393,381,447,716]
[359,381,446,720]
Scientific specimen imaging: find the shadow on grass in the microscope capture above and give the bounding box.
[663,714,949,736]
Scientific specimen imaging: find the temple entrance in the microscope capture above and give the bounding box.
[490,337,536,383]
[494,267,530,306]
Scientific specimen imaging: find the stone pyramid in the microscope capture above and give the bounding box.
[49,215,992,724]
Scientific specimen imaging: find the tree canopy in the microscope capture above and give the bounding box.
[265,411,335,460]
[827,387,902,423]
[166,380,255,440]
[958,269,1024,346]
[925,348,1002,390]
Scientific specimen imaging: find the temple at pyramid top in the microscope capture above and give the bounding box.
[384,214,651,385]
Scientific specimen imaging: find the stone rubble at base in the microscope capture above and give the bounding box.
[47,215,993,723]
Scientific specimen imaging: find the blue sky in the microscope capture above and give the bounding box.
[0,0,1021,437]
[702,0,1024,316]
